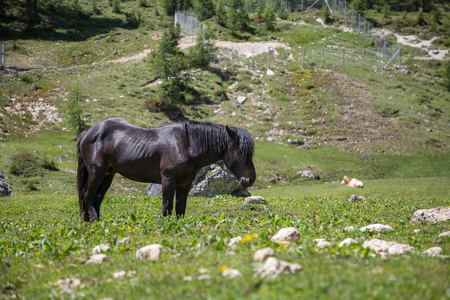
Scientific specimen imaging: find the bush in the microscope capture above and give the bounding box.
[381,4,391,18]
[25,179,39,191]
[9,153,41,177]
[125,11,142,28]
[41,156,59,171]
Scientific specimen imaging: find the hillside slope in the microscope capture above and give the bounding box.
[0,2,449,193]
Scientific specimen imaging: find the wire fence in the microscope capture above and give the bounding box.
[174,10,202,36]
[174,7,401,72]
[212,44,401,73]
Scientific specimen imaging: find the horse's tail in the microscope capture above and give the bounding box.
[77,132,88,218]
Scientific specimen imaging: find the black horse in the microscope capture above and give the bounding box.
[77,118,256,222]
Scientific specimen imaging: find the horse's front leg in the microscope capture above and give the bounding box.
[161,175,176,216]
[175,185,191,219]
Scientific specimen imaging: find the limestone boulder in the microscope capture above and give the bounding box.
[423,247,442,257]
[0,171,12,197]
[254,257,302,279]
[86,254,108,264]
[360,224,394,232]
[136,244,162,260]
[410,207,450,224]
[145,161,250,198]
[254,247,275,261]
[271,227,301,243]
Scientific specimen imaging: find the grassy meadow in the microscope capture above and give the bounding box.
[1,181,449,299]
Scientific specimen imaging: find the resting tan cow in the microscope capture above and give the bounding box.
[341,176,363,188]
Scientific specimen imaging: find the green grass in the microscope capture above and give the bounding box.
[1,181,449,299]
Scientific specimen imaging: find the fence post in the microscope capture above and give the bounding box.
[321,47,324,68]
[344,0,346,19]
[358,14,360,33]
[0,42,5,67]
[351,8,354,28]
[367,22,370,39]
[399,47,401,67]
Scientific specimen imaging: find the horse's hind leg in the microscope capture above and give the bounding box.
[84,167,108,222]
[94,174,115,220]
[175,185,191,219]
[161,174,176,216]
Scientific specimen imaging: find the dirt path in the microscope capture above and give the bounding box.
[107,37,288,63]
[375,29,448,60]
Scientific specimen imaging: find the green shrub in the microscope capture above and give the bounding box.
[9,153,41,177]
[125,11,142,28]
[381,4,391,18]
[41,156,59,171]
[25,179,39,191]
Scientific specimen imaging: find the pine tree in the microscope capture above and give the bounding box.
[66,81,87,133]
[149,24,186,109]
[263,1,276,31]
[216,0,227,26]
[228,0,249,31]
[194,0,215,21]
[188,25,215,68]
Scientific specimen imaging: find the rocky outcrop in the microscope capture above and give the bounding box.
[410,207,450,224]
[0,171,12,197]
[145,161,250,198]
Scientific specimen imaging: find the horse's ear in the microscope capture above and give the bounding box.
[226,125,238,140]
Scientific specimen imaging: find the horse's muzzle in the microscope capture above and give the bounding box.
[240,177,255,188]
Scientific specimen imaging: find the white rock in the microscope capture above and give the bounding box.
[411,207,450,224]
[222,268,242,278]
[348,195,367,203]
[271,227,301,243]
[228,236,242,247]
[112,271,126,278]
[316,241,331,248]
[388,244,414,255]
[119,237,130,244]
[92,244,110,254]
[423,247,442,257]
[254,257,302,279]
[338,238,358,248]
[362,239,396,254]
[136,244,162,260]
[438,231,450,237]
[237,96,247,104]
[254,247,275,261]
[360,224,394,232]
[313,238,326,242]
[86,254,108,264]
[344,226,355,231]
[243,196,266,205]
[56,278,82,293]
[266,69,275,76]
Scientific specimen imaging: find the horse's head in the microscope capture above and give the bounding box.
[223,126,256,188]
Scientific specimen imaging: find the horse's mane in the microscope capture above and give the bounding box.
[184,121,254,163]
